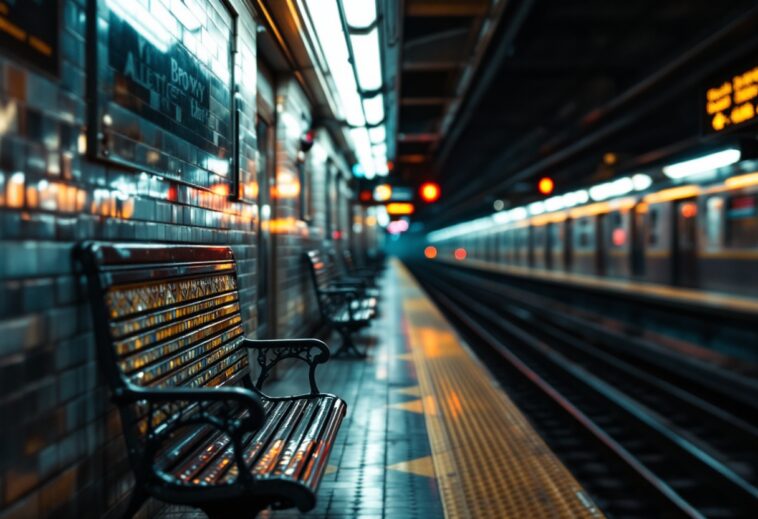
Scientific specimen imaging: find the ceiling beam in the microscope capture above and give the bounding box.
[406,1,488,17]
[401,97,450,106]
[403,60,465,71]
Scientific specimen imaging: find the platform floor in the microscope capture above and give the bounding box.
[160,260,600,518]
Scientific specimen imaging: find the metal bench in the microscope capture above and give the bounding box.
[330,248,381,292]
[78,242,346,518]
[305,249,377,358]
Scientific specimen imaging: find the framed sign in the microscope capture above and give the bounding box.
[0,0,59,75]
[88,0,237,193]
[704,61,758,136]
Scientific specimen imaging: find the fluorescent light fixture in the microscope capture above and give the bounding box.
[342,0,377,28]
[632,173,652,191]
[544,196,566,212]
[107,0,170,52]
[374,158,389,176]
[663,148,741,179]
[528,201,545,216]
[306,0,365,127]
[589,177,633,201]
[363,95,385,125]
[509,207,528,221]
[369,125,386,143]
[372,142,387,157]
[351,28,383,91]
[562,189,589,207]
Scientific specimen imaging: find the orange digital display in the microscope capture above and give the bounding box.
[386,202,415,215]
[705,64,758,133]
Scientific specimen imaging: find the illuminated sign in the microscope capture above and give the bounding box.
[705,64,758,134]
[91,0,235,192]
[0,0,58,75]
[386,202,414,215]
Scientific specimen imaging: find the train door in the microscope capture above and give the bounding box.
[564,218,573,271]
[632,203,646,277]
[673,199,699,287]
[545,223,553,269]
[596,213,607,276]
[255,63,276,339]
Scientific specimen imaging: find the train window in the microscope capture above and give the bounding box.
[576,218,592,248]
[647,208,660,246]
[725,194,758,248]
[705,196,724,249]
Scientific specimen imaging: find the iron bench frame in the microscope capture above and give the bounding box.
[78,242,346,518]
[305,250,376,358]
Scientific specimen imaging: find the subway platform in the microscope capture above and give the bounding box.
[160,260,601,518]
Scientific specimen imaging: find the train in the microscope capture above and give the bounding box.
[428,164,758,298]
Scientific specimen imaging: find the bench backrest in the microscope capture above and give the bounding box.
[305,249,340,292]
[78,242,250,435]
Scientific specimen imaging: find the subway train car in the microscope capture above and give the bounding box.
[428,165,758,298]
[0,1,381,517]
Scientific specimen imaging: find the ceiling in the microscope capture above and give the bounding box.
[389,0,758,228]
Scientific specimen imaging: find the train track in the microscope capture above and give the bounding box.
[409,261,758,518]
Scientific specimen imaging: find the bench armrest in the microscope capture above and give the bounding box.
[243,338,331,395]
[117,385,267,487]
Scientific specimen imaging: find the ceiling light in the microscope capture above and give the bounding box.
[363,95,385,125]
[663,149,741,179]
[350,28,382,91]
[342,0,377,28]
[369,125,386,143]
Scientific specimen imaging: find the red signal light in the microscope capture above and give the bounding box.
[424,246,437,259]
[419,182,441,203]
[359,190,372,202]
[538,177,554,196]
[454,248,467,261]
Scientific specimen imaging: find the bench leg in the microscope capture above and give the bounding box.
[333,327,367,359]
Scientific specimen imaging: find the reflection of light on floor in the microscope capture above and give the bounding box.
[375,364,387,380]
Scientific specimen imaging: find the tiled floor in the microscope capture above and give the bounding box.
[159,266,445,518]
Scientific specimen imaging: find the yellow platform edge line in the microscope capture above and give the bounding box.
[393,260,604,519]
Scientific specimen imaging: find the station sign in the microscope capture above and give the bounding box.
[704,62,758,134]
[91,0,236,193]
[0,0,59,75]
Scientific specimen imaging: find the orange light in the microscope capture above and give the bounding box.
[603,152,617,166]
[374,184,392,202]
[680,202,698,219]
[386,202,415,215]
[424,246,437,259]
[419,182,441,203]
[273,171,301,199]
[538,177,554,196]
[454,248,467,261]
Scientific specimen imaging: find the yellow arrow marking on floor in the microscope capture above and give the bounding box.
[387,456,436,478]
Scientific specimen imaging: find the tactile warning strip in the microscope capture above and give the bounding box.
[396,261,604,519]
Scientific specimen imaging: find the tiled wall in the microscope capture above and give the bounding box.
[0,1,261,517]
[270,78,356,338]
